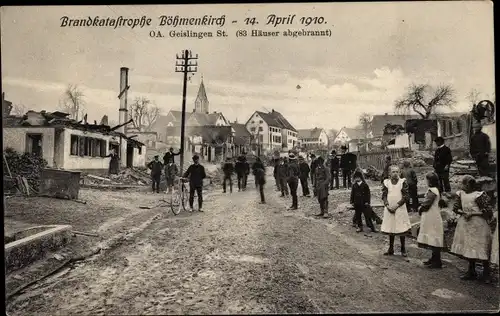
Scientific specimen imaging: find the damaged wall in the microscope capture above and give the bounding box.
[61,128,115,170]
[3,127,56,167]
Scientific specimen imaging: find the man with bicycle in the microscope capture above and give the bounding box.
[182,155,207,212]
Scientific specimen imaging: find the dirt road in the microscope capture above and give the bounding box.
[6,176,499,314]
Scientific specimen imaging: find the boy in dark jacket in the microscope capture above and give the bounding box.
[235,156,249,192]
[350,170,376,233]
[147,155,163,193]
[287,154,300,210]
[222,157,234,193]
[401,160,419,212]
[278,158,289,197]
[433,137,452,193]
[183,155,206,212]
[252,157,266,203]
[298,156,311,197]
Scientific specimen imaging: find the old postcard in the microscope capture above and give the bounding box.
[2,2,498,315]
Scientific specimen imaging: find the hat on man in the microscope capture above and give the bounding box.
[340,145,347,150]
[288,153,297,160]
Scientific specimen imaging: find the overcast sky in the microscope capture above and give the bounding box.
[1,2,495,130]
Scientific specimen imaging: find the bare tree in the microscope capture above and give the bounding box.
[358,113,373,139]
[58,84,86,120]
[11,103,27,116]
[394,83,456,119]
[466,88,482,105]
[128,97,160,131]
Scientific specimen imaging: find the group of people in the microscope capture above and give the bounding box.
[221,154,267,203]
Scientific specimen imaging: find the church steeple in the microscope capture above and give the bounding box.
[194,75,209,113]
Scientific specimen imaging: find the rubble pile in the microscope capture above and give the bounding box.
[395,157,428,168]
[83,168,151,186]
[3,148,48,192]
[362,166,382,181]
[412,150,435,165]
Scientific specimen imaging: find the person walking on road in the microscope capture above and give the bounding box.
[340,145,356,189]
[287,154,300,210]
[433,137,452,193]
[351,169,376,233]
[313,156,330,218]
[298,156,311,197]
[328,150,340,190]
[222,157,234,193]
[450,175,493,282]
[381,165,411,257]
[252,157,266,204]
[164,160,179,193]
[417,172,444,269]
[147,155,163,194]
[235,156,249,192]
[278,157,289,197]
[183,155,207,212]
[469,123,491,177]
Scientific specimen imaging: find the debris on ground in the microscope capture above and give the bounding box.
[3,148,48,193]
[363,166,382,181]
[82,168,151,186]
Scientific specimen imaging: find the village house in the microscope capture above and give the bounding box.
[2,109,146,174]
[244,109,298,154]
[230,121,252,156]
[297,127,329,149]
[333,127,369,152]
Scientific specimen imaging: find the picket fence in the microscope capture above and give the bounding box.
[356,148,411,170]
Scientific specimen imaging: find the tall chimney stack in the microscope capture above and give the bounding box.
[118,67,129,134]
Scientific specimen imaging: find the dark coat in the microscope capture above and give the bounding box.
[340,153,357,170]
[277,163,288,179]
[183,164,206,188]
[314,165,330,200]
[299,162,310,179]
[148,160,163,177]
[287,161,300,181]
[310,158,319,175]
[235,161,250,176]
[328,156,340,171]
[401,168,418,186]
[252,161,265,174]
[350,181,371,207]
[222,162,235,176]
[163,151,180,165]
[470,131,491,157]
[254,167,266,185]
[433,145,452,172]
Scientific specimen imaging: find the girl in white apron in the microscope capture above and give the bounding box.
[450,175,493,282]
[417,172,444,268]
[381,165,412,256]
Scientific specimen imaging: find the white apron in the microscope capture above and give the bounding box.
[417,187,444,248]
[450,190,491,261]
[490,213,498,265]
[381,178,412,235]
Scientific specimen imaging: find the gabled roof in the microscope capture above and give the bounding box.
[250,110,297,132]
[335,127,366,141]
[297,128,324,139]
[231,123,251,137]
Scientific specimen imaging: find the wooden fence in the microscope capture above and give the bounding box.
[356,148,411,170]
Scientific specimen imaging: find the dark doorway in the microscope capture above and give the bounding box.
[26,133,43,156]
[126,144,134,168]
[207,146,212,162]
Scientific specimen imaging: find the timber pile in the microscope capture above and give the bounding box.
[83,168,151,186]
[3,148,48,195]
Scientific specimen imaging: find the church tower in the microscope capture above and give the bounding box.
[194,76,209,114]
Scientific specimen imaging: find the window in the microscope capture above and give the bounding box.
[138,146,142,155]
[70,134,108,157]
[258,126,263,132]
[251,120,255,124]
[26,133,43,156]
[250,127,256,132]
[456,120,462,133]
[447,121,453,136]
[259,120,263,124]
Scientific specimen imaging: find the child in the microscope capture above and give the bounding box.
[401,160,419,212]
[351,169,376,233]
[450,175,493,282]
[252,157,266,204]
[381,165,412,257]
[222,157,234,193]
[313,156,330,218]
[417,171,444,268]
[165,160,179,193]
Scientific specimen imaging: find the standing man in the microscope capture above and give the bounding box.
[222,157,234,193]
[340,145,356,189]
[298,156,311,197]
[243,156,250,189]
[147,155,163,194]
[433,137,453,193]
[328,150,340,190]
[273,156,281,191]
[252,157,266,204]
[235,156,247,192]
[183,155,206,212]
[470,123,491,177]
[314,156,331,218]
[278,158,289,197]
[287,153,300,210]
[163,147,181,165]
[310,154,318,196]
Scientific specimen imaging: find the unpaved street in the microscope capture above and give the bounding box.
[6,175,499,314]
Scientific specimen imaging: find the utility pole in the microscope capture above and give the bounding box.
[175,49,198,174]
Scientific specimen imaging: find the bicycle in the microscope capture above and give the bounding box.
[170,177,192,215]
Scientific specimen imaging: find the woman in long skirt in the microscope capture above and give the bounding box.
[450,175,493,282]
[417,172,444,268]
[381,165,412,257]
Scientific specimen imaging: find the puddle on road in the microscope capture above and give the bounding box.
[431,288,466,299]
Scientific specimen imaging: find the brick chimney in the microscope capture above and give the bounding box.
[118,67,129,134]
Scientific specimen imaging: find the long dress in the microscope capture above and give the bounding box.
[417,187,444,248]
[450,190,491,261]
[381,178,412,235]
[490,212,498,265]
